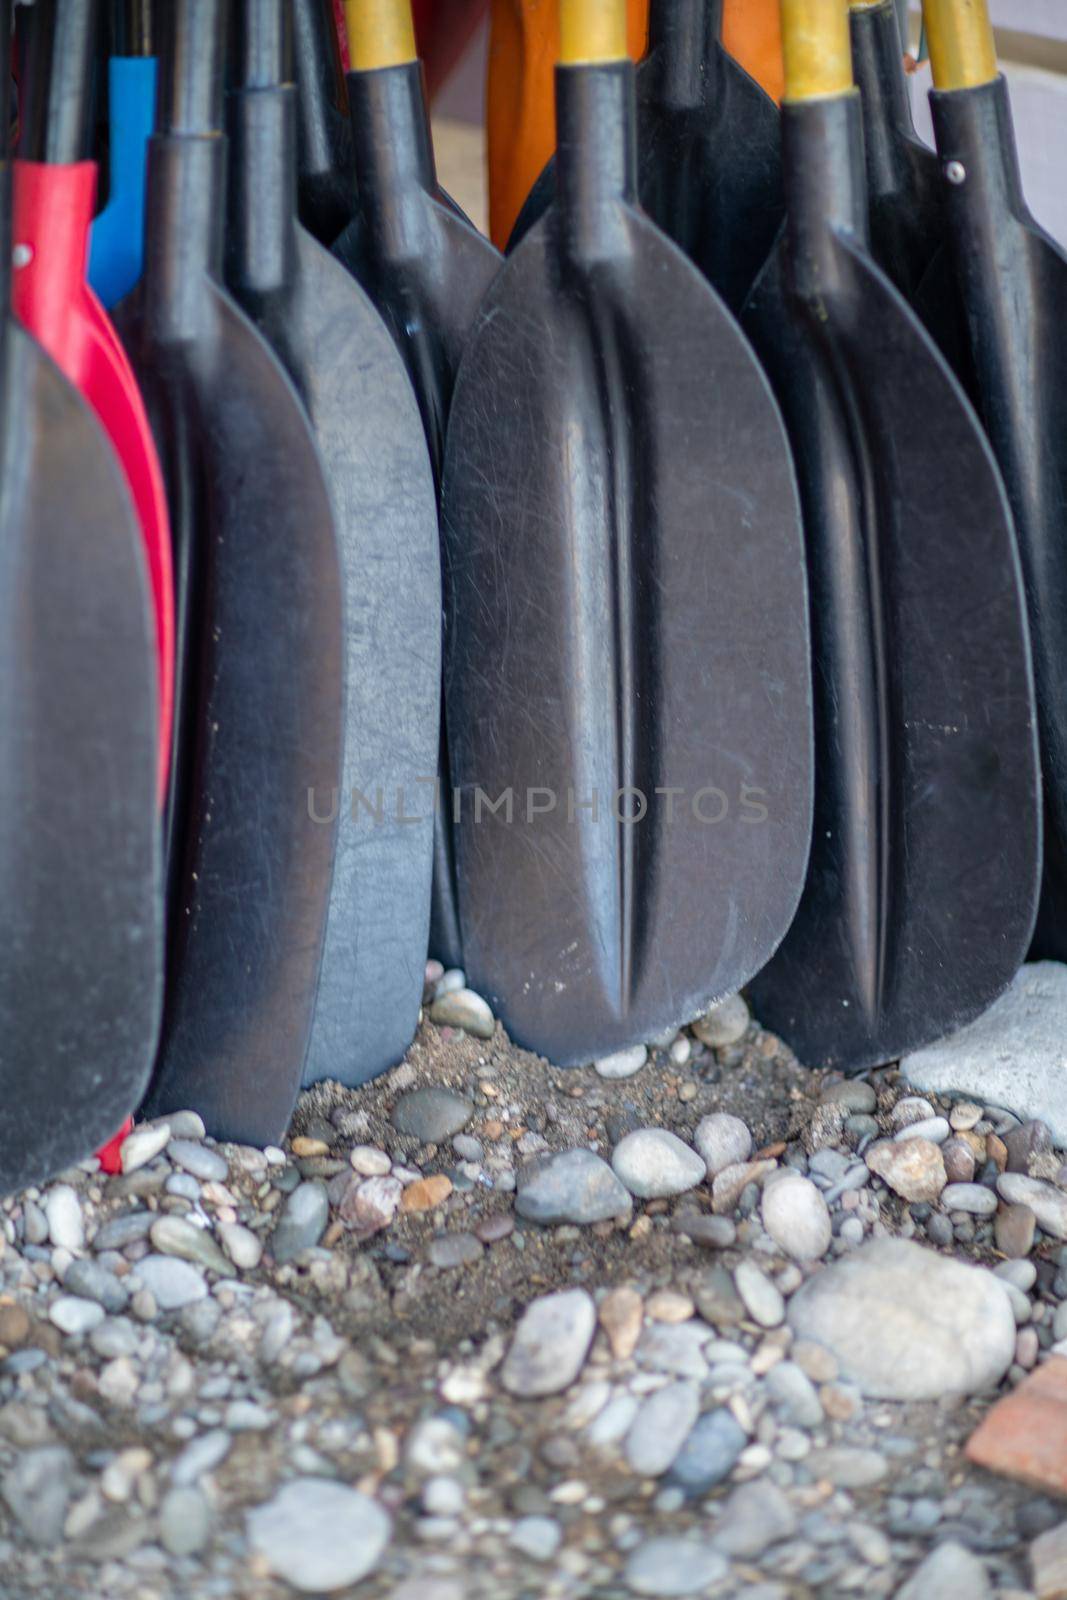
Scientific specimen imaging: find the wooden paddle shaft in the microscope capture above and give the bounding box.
[780,0,852,102]
[345,0,418,68]
[922,0,997,91]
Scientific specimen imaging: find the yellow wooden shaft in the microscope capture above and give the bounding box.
[344,0,418,72]
[559,0,628,64]
[922,0,998,91]
[780,0,853,102]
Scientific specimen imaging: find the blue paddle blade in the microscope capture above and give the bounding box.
[89,56,157,307]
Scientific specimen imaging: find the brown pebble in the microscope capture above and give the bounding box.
[958,1129,987,1163]
[599,1286,643,1360]
[290,1137,330,1158]
[820,1384,858,1422]
[475,1214,514,1244]
[400,1175,454,1214]
[941,1136,977,1186]
[0,1305,31,1349]
[792,1339,839,1384]
[986,1133,1008,1173]
[995,1202,1036,1260]
[646,1291,694,1324]
[756,1142,787,1160]
[482,1121,504,1141]
[321,1219,345,1248]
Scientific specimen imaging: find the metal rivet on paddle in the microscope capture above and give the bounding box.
[439,0,814,1067]
[742,0,1040,1072]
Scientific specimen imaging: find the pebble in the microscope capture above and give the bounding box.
[427,1233,482,1269]
[428,988,495,1039]
[509,1515,563,1562]
[787,1238,1015,1399]
[63,1259,128,1314]
[713,1479,797,1558]
[612,1130,705,1199]
[637,1322,709,1379]
[903,963,1067,1145]
[766,1360,824,1428]
[625,1381,700,1477]
[894,1539,992,1600]
[171,1429,231,1486]
[819,1080,877,1114]
[159,1486,213,1557]
[941,1136,978,1184]
[624,1536,728,1596]
[400,1175,454,1213]
[693,1114,751,1177]
[599,1286,644,1360]
[271,1181,329,1263]
[350,1145,391,1176]
[216,1221,263,1271]
[391,1087,474,1143]
[168,1140,229,1182]
[1,1445,74,1545]
[672,1211,736,1249]
[865,1138,946,1202]
[44,1186,84,1253]
[941,1182,998,1215]
[891,1096,936,1129]
[501,1290,596,1397]
[806,1446,888,1488]
[734,1260,784,1327]
[246,1478,391,1593]
[130,1255,208,1311]
[997,1173,1067,1240]
[691,993,750,1048]
[712,1159,777,1215]
[516,1149,631,1225]
[1031,1520,1067,1600]
[48,1296,105,1337]
[1004,1118,1053,1174]
[693,1265,745,1328]
[761,1174,831,1260]
[949,1101,983,1130]
[340,1175,403,1235]
[646,1290,694,1324]
[150,1216,235,1278]
[119,1122,171,1174]
[91,1211,154,1251]
[894,1115,951,1144]
[595,1045,647,1079]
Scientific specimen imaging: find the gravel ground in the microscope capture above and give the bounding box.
[0,973,1062,1599]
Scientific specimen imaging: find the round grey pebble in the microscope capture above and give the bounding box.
[693,1113,751,1178]
[44,1185,84,1253]
[246,1478,391,1593]
[941,1182,998,1216]
[501,1289,596,1397]
[130,1255,208,1311]
[270,1180,329,1264]
[625,1381,700,1477]
[167,1139,229,1182]
[509,1515,563,1562]
[667,1408,747,1494]
[160,1486,213,1557]
[612,1129,706,1199]
[63,1258,129,1314]
[48,1296,105,1337]
[761,1175,832,1261]
[734,1259,785,1327]
[428,987,495,1039]
[516,1148,631,1225]
[691,993,750,1048]
[624,1535,728,1596]
[595,1045,647,1079]
[427,1234,482,1269]
[819,1081,877,1114]
[391,1087,475,1143]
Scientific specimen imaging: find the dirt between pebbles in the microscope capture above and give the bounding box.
[0,1004,1060,1600]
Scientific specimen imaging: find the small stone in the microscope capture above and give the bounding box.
[130,1256,207,1311]
[895,1541,992,1600]
[428,988,495,1039]
[1032,1520,1067,1600]
[669,1036,691,1066]
[599,1286,643,1360]
[711,1159,776,1214]
[965,1356,1067,1497]
[271,1181,329,1263]
[246,1479,391,1593]
[734,1260,784,1327]
[339,1175,402,1236]
[595,1045,647,1079]
[427,1233,482,1269]
[509,1515,562,1562]
[0,1305,30,1348]
[941,1136,977,1184]
[392,1087,474,1143]
[119,1122,170,1174]
[865,1138,946,1202]
[692,1266,745,1328]
[44,1186,84,1253]
[693,1114,751,1177]
[668,1409,747,1494]
[998,1174,1067,1240]
[91,1211,154,1251]
[63,1259,128,1314]
[646,1291,694,1324]
[806,1446,888,1488]
[766,1361,824,1428]
[891,1096,935,1129]
[216,1222,263,1271]
[894,1115,951,1144]
[761,1174,831,1260]
[168,1140,229,1182]
[501,1290,596,1397]
[712,1479,797,1558]
[691,993,750,1048]
[625,1381,700,1476]
[672,1211,736,1249]
[349,1145,391,1177]
[637,1322,709,1379]
[400,1175,453,1213]
[612,1130,705,1199]
[2,1446,74,1545]
[517,1149,631,1226]
[941,1182,998,1215]
[160,1486,212,1557]
[49,1296,105,1337]
[950,1102,983,1131]
[171,1430,231,1486]
[149,1216,235,1277]
[1005,1119,1054,1174]
[787,1238,1015,1400]
[475,1214,514,1244]
[624,1536,728,1596]
[819,1080,877,1114]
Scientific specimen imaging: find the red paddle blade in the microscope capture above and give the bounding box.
[11,159,174,799]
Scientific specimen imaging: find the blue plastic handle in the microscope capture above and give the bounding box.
[88,56,158,308]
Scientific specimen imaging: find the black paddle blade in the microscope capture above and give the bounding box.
[743,96,1040,1072]
[292,0,355,245]
[119,131,344,1146]
[0,320,161,1189]
[332,57,502,971]
[441,65,812,1068]
[508,0,784,315]
[919,77,1067,964]
[851,0,944,300]
[226,66,441,1090]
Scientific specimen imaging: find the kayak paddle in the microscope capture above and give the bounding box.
[334,0,503,972]
[915,0,1067,964]
[0,0,161,1192]
[292,0,355,245]
[440,0,814,1066]
[226,0,440,1089]
[118,0,345,1144]
[88,0,158,307]
[743,0,1040,1071]
[510,0,785,314]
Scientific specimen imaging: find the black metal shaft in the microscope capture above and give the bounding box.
[19,0,98,164]
[159,0,226,135]
[236,0,292,90]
